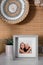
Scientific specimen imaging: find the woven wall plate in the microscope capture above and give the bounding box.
[1,0,29,24]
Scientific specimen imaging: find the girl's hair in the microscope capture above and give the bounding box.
[20,42,25,48]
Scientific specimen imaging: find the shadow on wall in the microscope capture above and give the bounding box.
[39,36,43,46]
[0,0,1,3]
[17,0,36,25]
[29,0,34,4]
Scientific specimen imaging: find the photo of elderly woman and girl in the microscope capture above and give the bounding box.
[19,42,32,54]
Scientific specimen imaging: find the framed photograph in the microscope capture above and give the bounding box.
[13,35,38,58]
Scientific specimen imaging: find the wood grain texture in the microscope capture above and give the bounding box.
[0,40,6,54]
[0,4,43,54]
[0,6,43,44]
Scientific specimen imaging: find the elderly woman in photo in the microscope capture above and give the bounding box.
[24,44,32,53]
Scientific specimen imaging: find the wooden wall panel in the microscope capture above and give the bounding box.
[0,19,12,39]
[0,6,43,46]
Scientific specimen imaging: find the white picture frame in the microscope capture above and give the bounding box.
[13,35,38,58]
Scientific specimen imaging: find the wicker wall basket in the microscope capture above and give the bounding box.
[1,0,29,24]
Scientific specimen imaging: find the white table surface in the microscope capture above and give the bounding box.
[0,53,43,65]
